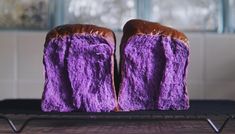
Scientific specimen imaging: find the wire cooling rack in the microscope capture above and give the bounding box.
[0,99,234,133]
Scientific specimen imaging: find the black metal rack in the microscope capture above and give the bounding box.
[0,99,235,133]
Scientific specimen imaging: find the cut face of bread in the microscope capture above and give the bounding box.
[118,19,190,111]
[41,24,117,112]
[67,35,116,112]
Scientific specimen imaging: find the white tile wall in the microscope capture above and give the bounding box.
[17,32,46,81]
[186,33,205,82]
[0,81,15,100]
[0,32,17,99]
[17,80,44,98]
[187,81,204,100]
[205,81,235,100]
[0,32,17,81]
[205,34,235,82]
[17,32,46,99]
[0,31,47,100]
[204,34,235,100]
[186,33,205,99]
[0,32,235,100]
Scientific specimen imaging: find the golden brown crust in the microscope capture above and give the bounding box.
[121,19,189,46]
[45,24,116,46]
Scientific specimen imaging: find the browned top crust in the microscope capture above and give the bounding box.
[45,24,116,45]
[121,19,189,46]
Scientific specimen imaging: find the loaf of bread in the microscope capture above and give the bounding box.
[118,19,190,111]
[41,24,117,112]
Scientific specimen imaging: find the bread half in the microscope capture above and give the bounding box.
[41,24,117,112]
[118,19,190,111]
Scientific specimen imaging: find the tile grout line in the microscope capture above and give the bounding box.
[202,33,207,100]
[14,31,18,98]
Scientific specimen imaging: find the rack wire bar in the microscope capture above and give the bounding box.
[207,116,234,133]
[0,99,235,133]
[0,114,234,133]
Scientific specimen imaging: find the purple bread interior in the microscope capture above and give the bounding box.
[118,35,189,111]
[41,34,116,112]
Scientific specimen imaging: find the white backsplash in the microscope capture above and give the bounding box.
[0,31,235,100]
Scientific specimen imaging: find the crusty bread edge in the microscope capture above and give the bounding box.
[45,24,116,48]
[121,19,189,48]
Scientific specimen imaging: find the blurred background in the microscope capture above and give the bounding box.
[0,0,235,100]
